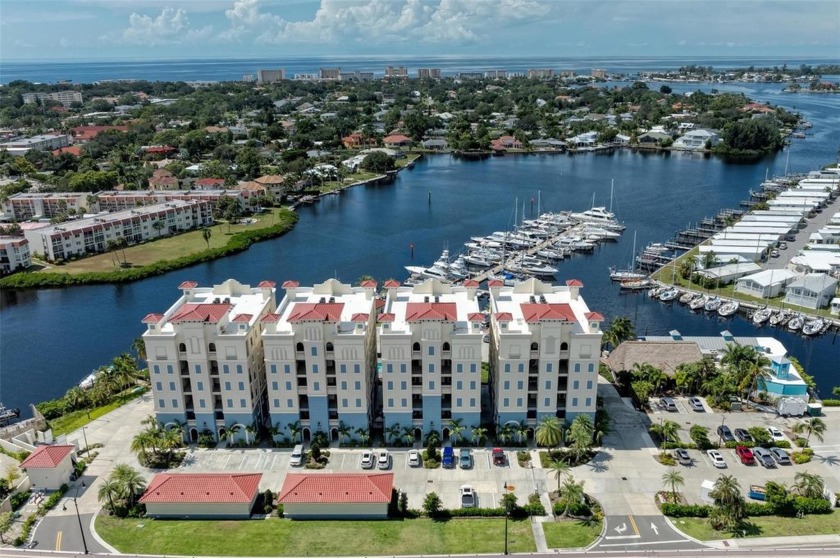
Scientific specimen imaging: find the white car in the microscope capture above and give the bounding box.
[460,485,476,508]
[360,451,375,469]
[377,450,391,470]
[707,449,727,468]
[407,449,422,467]
[767,426,785,441]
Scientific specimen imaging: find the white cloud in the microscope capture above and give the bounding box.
[115,7,212,45]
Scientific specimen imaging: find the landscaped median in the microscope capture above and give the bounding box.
[0,208,297,289]
[542,519,603,548]
[95,516,537,556]
[670,512,840,540]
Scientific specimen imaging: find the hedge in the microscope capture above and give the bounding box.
[661,503,711,517]
[661,498,831,517]
[554,501,591,517]
[793,497,833,514]
[744,502,776,516]
[0,211,298,290]
[820,399,840,407]
[662,442,697,450]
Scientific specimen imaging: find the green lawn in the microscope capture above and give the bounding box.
[50,388,147,436]
[542,519,602,548]
[96,516,536,556]
[671,512,840,540]
[38,208,295,275]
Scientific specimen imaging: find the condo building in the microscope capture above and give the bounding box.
[488,279,603,429]
[256,69,285,83]
[377,279,484,442]
[262,279,378,442]
[417,68,441,79]
[2,192,91,220]
[0,237,31,274]
[142,280,277,443]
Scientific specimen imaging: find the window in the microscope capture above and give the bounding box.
[428,364,434,373]
[428,346,435,356]
[385,364,391,374]
[456,397,462,407]
[240,399,246,408]
[236,364,243,374]
[199,399,206,408]
[588,363,595,373]
[545,380,551,389]
[560,342,569,351]
[544,397,551,406]
[518,363,524,373]
[312,364,319,374]
[400,364,407,374]
[270,364,277,374]
[429,381,435,390]
[273,398,280,408]
[158,399,165,408]
[238,381,245,391]
[517,380,523,389]
[342,398,348,408]
[387,381,394,390]
[400,381,407,390]
[287,398,293,408]
[585,397,592,407]
[388,398,394,407]
[196,381,204,391]
[469,398,476,407]
[311,347,317,356]
[171,399,178,408]
[341,381,348,390]
[503,397,510,407]
[470,381,476,390]
[546,363,553,372]
[271,381,279,390]
[227,398,233,408]
[354,381,361,390]
[572,397,578,407]
[153,365,160,374]
[155,382,162,391]
[504,363,511,373]
[573,380,579,390]
[284,364,291,374]
[224,381,231,390]
[167,364,173,374]
[470,364,477,373]
[340,364,348,374]
[401,398,407,407]
[168,381,175,391]
[314,381,320,391]
[195,364,202,374]
[356,398,362,408]
[516,397,523,406]
[503,381,510,390]
[574,363,581,372]
[586,380,593,390]
[456,364,463,373]
[456,380,463,390]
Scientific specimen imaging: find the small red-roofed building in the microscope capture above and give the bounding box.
[277,473,393,519]
[140,472,262,519]
[383,134,412,148]
[194,177,226,190]
[19,445,76,490]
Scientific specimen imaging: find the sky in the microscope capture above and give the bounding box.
[1,0,839,61]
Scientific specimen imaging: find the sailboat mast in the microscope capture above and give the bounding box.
[609,179,614,214]
[537,191,541,216]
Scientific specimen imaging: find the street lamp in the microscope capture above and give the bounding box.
[502,482,515,555]
[64,481,89,555]
[719,415,726,447]
[81,426,90,459]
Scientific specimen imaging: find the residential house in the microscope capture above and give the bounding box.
[734,269,798,299]
[253,175,286,200]
[783,273,838,309]
[148,169,179,191]
[383,134,412,148]
[672,129,721,150]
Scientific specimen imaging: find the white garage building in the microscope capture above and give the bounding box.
[139,472,262,519]
[277,473,394,519]
[19,444,76,490]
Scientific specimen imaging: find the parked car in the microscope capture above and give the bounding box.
[717,425,735,443]
[675,448,692,465]
[407,449,422,467]
[688,397,704,412]
[492,447,506,465]
[459,448,473,469]
[770,447,792,465]
[660,397,678,412]
[779,242,788,249]
[735,445,755,465]
[377,450,391,470]
[460,485,476,508]
[442,445,455,468]
[290,444,305,467]
[770,249,780,258]
[734,428,754,443]
[752,447,776,468]
[360,451,375,469]
[767,426,785,441]
[707,449,727,468]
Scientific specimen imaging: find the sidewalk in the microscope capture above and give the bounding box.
[706,533,840,549]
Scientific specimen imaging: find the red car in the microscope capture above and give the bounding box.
[492,447,506,465]
[735,445,755,465]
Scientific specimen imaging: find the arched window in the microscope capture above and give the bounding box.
[179,342,186,352]
[412,342,421,351]
[530,342,539,351]
[442,342,451,351]
[296,342,304,352]
[208,343,216,352]
[326,342,334,352]
[560,342,569,351]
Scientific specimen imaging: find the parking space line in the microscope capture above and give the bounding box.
[270,454,277,470]
[222,454,231,470]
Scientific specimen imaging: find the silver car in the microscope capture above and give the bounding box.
[770,447,791,465]
[752,447,776,468]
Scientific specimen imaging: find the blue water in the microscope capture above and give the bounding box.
[1,80,839,413]
[1,56,838,84]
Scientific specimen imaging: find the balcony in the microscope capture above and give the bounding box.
[328,410,339,420]
[214,410,225,421]
[412,410,423,420]
[327,377,336,387]
[300,411,310,420]
[442,377,452,386]
[411,377,422,387]
[441,410,452,420]
[296,362,306,376]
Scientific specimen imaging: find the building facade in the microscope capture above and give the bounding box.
[0,134,70,156]
[0,236,31,274]
[262,279,378,442]
[384,66,408,78]
[417,68,441,79]
[377,279,484,442]
[22,91,82,107]
[3,192,90,220]
[142,280,277,442]
[256,69,285,83]
[24,200,213,261]
[488,279,603,430]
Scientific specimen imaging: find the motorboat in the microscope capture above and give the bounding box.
[464,253,493,267]
[787,314,804,332]
[718,300,739,317]
[659,287,680,302]
[679,292,698,304]
[704,296,722,312]
[769,309,791,327]
[0,405,21,427]
[568,206,616,224]
[802,318,825,336]
[449,256,469,279]
[620,279,652,290]
[752,307,773,325]
[689,295,708,311]
[405,249,452,280]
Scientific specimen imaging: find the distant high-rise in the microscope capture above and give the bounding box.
[417,68,441,79]
[256,69,285,83]
[484,70,507,79]
[528,68,553,79]
[591,68,608,79]
[384,66,408,78]
[319,67,341,81]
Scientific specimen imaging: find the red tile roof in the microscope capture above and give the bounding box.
[282,280,300,288]
[232,314,253,323]
[585,311,604,321]
[360,280,378,288]
[383,280,401,288]
[20,445,75,469]
[52,145,82,157]
[351,313,369,322]
[462,279,480,287]
[494,312,513,322]
[288,302,344,323]
[488,280,504,287]
[142,313,164,324]
[378,313,395,322]
[169,303,232,324]
[258,280,276,288]
[520,303,576,323]
[179,281,198,289]
[261,314,280,323]
[467,312,485,322]
[277,473,393,504]
[139,473,262,504]
[383,134,412,144]
[565,279,584,287]
[405,302,457,322]
[375,299,386,310]
[195,178,225,187]
[71,125,128,141]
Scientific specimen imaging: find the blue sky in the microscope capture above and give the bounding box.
[2,0,839,61]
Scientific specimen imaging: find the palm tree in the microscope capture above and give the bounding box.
[535,416,564,448]
[547,458,571,493]
[709,474,746,531]
[130,431,152,461]
[497,422,514,445]
[385,423,402,445]
[448,418,465,445]
[287,420,302,443]
[244,423,257,445]
[227,423,241,444]
[64,386,89,411]
[268,423,283,443]
[602,316,636,350]
[567,415,595,462]
[167,420,185,445]
[662,468,685,503]
[470,426,487,447]
[97,477,121,514]
[793,472,825,499]
[202,227,212,249]
[131,336,147,364]
[337,421,352,444]
[401,426,415,446]
[792,418,827,446]
[514,420,529,445]
[651,420,681,450]
[112,464,146,507]
[557,477,585,517]
[632,363,667,395]
[355,426,370,445]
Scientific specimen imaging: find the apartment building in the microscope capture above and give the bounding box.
[528,69,554,79]
[257,69,285,83]
[0,237,31,274]
[488,278,603,431]
[417,68,441,79]
[22,91,83,107]
[94,189,244,213]
[0,134,70,156]
[142,279,277,443]
[384,66,408,78]
[262,279,378,442]
[319,68,341,81]
[378,279,484,442]
[591,69,608,79]
[2,192,90,220]
[24,200,213,261]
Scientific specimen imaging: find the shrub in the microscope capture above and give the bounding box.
[793,497,832,515]
[794,438,809,448]
[689,425,714,450]
[10,491,31,511]
[262,489,274,513]
[448,507,506,517]
[772,440,791,449]
[662,442,697,450]
[516,451,531,466]
[748,427,771,445]
[820,399,840,407]
[39,483,69,514]
[744,502,775,516]
[656,452,676,466]
[660,503,711,517]
[276,504,284,517]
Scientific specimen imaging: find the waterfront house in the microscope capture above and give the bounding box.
[277,473,393,519]
[734,269,798,299]
[830,297,840,316]
[783,273,838,309]
[383,134,412,148]
[760,356,808,399]
[421,139,448,150]
[140,473,262,519]
[19,444,76,491]
[696,262,762,286]
[605,340,703,377]
[672,129,720,150]
[637,131,671,145]
[253,175,286,200]
[568,132,598,148]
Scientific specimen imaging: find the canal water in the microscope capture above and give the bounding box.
[2,82,839,412]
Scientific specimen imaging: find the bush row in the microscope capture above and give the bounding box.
[821,399,840,407]
[0,212,298,290]
[661,497,832,518]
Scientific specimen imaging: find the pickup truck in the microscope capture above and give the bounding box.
[748,485,766,501]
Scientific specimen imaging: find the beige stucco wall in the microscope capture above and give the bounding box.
[25,456,74,491]
[282,502,387,519]
[145,500,254,518]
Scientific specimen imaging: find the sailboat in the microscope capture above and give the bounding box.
[610,231,647,281]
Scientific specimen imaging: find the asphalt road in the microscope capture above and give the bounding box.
[31,513,108,554]
[593,514,706,552]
